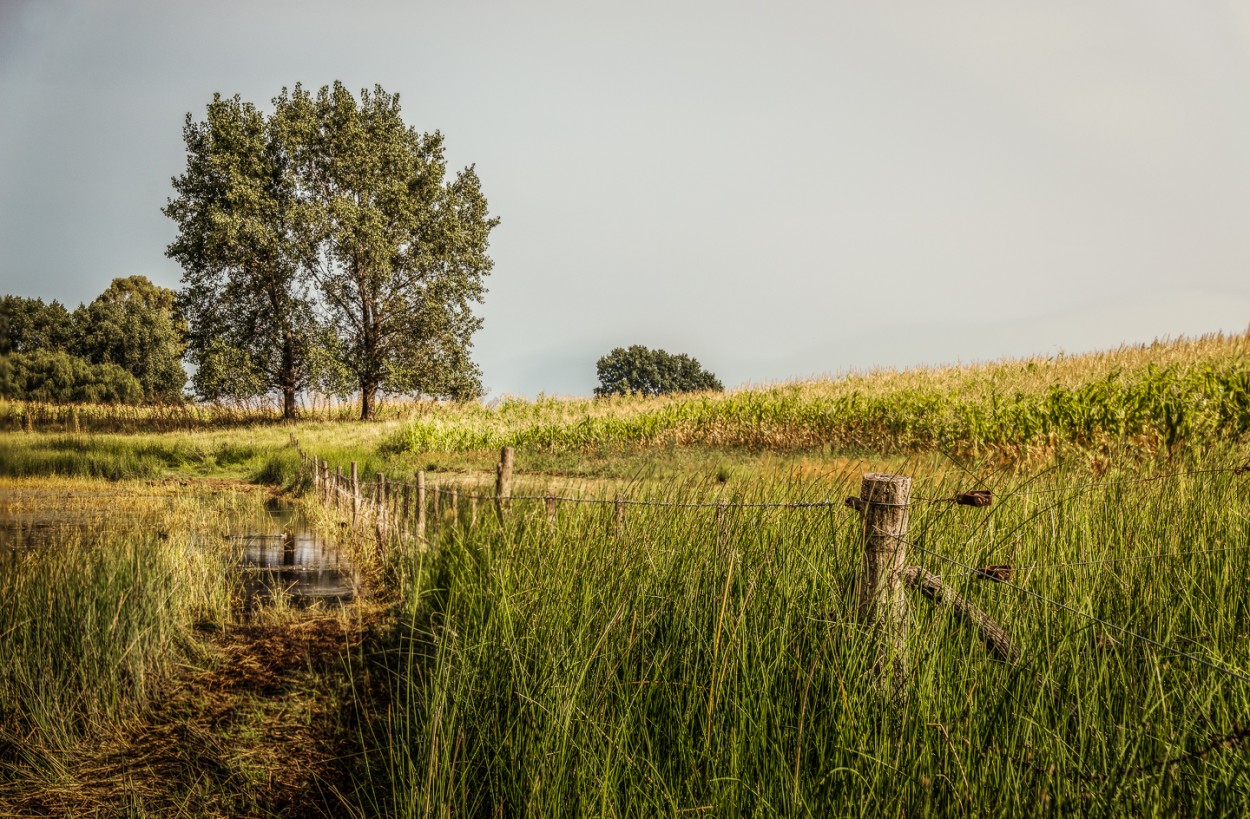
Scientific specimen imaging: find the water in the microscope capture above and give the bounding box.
[227,500,358,608]
[0,494,357,609]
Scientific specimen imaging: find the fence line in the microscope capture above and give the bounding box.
[292,441,1250,782]
[328,463,1248,514]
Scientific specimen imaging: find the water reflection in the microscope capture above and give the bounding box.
[235,525,358,608]
[0,495,357,610]
[0,518,97,550]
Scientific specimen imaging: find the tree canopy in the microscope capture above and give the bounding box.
[0,296,74,356]
[594,345,723,397]
[74,276,187,403]
[165,82,499,420]
[165,93,320,418]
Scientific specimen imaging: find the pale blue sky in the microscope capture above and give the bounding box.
[2,0,1249,397]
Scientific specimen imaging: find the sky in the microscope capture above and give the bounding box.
[2,0,1249,398]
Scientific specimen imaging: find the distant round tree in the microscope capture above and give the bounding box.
[594,345,723,397]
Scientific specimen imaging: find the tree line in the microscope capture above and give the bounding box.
[0,277,185,404]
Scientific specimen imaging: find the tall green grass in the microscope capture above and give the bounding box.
[0,485,244,781]
[379,453,1250,816]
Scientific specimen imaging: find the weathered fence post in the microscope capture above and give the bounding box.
[350,462,360,531]
[402,483,412,537]
[450,487,460,529]
[495,446,514,522]
[376,473,387,542]
[416,470,427,542]
[336,467,344,512]
[614,493,626,532]
[715,499,730,557]
[853,473,912,693]
[545,493,557,523]
[469,494,479,528]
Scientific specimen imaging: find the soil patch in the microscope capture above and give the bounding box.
[0,603,391,818]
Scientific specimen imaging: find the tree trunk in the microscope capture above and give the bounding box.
[282,385,298,421]
[360,381,377,421]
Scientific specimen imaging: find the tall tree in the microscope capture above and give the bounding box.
[275,82,499,420]
[74,276,188,402]
[164,94,319,419]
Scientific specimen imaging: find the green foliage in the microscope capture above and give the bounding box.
[595,345,723,397]
[73,276,188,403]
[0,295,74,355]
[0,279,186,404]
[274,82,499,419]
[0,351,143,404]
[165,94,322,418]
[166,83,499,420]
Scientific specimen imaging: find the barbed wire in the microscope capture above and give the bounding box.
[326,462,1247,513]
[952,543,1250,577]
[901,537,1250,686]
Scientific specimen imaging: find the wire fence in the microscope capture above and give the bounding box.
[298,444,1250,774]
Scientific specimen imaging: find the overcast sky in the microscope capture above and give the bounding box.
[2,0,1249,397]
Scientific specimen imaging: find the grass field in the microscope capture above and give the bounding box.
[2,332,1249,816]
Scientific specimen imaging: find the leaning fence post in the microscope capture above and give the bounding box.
[852,472,912,693]
[416,471,427,542]
[495,446,514,522]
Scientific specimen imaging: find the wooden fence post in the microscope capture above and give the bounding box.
[545,493,557,523]
[854,472,912,692]
[376,473,387,541]
[715,499,730,557]
[450,487,460,528]
[495,446,514,522]
[351,462,360,530]
[469,494,478,528]
[416,471,427,542]
[402,483,412,537]
[336,467,344,511]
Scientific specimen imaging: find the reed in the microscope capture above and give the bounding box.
[0,480,250,781]
[379,450,1250,816]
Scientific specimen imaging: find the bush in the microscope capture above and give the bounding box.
[0,351,144,404]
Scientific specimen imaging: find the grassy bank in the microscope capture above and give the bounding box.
[381,451,1250,816]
